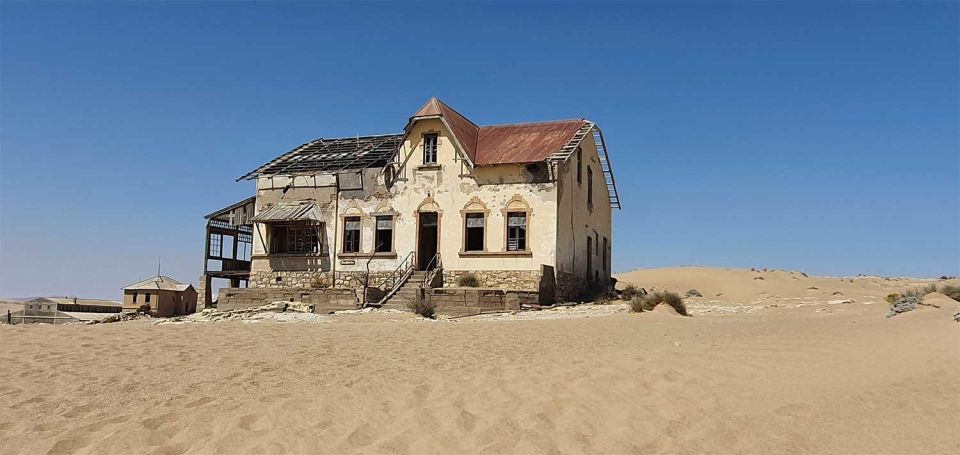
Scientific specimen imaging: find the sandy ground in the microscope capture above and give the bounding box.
[1,268,959,454]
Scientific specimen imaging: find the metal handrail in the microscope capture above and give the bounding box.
[422,253,442,287]
[378,251,415,292]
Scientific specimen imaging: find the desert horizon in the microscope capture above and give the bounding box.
[3,266,959,454]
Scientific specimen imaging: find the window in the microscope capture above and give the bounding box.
[506,212,527,251]
[464,213,485,251]
[423,134,438,164]
[587,165,594,207]
[209,233,222,257]
[133,293,138,303]
[602,236,608,274]
[145,293,151,303]
[587,236,593,277]
[576,147,582,183]
[375,215,393,253]
[343,216,361,253]
[270,223,320,254]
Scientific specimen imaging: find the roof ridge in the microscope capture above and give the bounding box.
[479,118,587,129]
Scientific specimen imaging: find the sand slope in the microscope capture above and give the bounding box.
[616,267,960,315]
[1,294,958,454]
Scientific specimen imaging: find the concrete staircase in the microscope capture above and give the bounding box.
[381,270,429,309]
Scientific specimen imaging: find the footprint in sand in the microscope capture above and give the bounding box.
[141,413,177,431]
[184,396,216,408]
[47,435,91,455]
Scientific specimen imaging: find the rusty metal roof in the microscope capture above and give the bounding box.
[476,119,587,165]
[409,98,588,165]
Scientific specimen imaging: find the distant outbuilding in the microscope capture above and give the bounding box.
[122,276,198,317]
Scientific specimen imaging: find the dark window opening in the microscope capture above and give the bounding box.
[602,236,608,274]
[133,293,138,303]
[375,215,393,253]
[145,293,151,303]
[587,165,594,207]
[464,213,485,251]
[587,236,593,278]
[423,134,438,164]
[576,147,582,183]
[343,216,361,253]
[507,212,527,251]
[270,223,320,254]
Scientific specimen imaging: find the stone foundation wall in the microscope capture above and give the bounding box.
[250,271,394,291]
[217,287,359,313]
[442,270,542,291]
[425,287,539,317]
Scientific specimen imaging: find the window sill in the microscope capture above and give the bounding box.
[337,252,398,259]
[459,251,532,258]
[416,164,442,171]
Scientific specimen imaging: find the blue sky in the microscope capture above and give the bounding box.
[1,1,957,299]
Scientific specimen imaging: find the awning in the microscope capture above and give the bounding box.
[252,202,324,223]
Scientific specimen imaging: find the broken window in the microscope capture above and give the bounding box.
[133,293,138,303]
[343,216,361,253]
[587,165,594,207]
[576,147,582,183]
[464,213,485,252]
[423,134,438,164]
[506,212,527,251]
[145,293,151,303]
[270,223,320,254]
[375,215,393,253]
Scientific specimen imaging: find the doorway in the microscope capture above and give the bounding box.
[417,212,439,270]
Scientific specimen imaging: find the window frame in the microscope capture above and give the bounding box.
[423,133,439,165]
[342,216,362,254]
[576,146,582,184]
[269,222,321,255]
[505,211,529,252]
[373,214,395,253]
[462,212,486,252]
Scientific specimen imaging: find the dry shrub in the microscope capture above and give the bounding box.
[407,298,436,319]
[885,294,901,305]
[901,284,938,299]
[621,284,641,300]
[940,285,960,302]
[630,291,688,316]
[456,273,480,287]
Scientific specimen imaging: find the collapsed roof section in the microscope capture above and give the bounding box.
[238,134,403,181]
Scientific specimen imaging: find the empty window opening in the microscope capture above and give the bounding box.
[343,217,361,253]
[576,147,582,183]
[506,212,527,251]
[464,213,485,251]
[271,223,320,254]
[145,293,151,303]
[587,165,594,207]
[587,236,593,277]
[375,215,393,252]
[133,293,138,303]
[423,134,438,164]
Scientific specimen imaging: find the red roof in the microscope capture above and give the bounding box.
[409,98,588,166]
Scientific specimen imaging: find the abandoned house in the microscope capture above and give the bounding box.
[122,276,198,317]
[203,98,619,310]
[6,297,122,325]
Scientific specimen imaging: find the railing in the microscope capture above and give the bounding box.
[377,251,415,292]
[422,253,442,288]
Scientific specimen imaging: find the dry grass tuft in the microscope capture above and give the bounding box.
[630,291,688,316]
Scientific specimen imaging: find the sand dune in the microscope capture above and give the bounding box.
[1,268,958,454]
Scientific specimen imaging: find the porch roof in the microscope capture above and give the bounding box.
[252,202,324,223]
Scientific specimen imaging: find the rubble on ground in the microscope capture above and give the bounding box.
[886,296,920,318]
[155,302,330,324]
